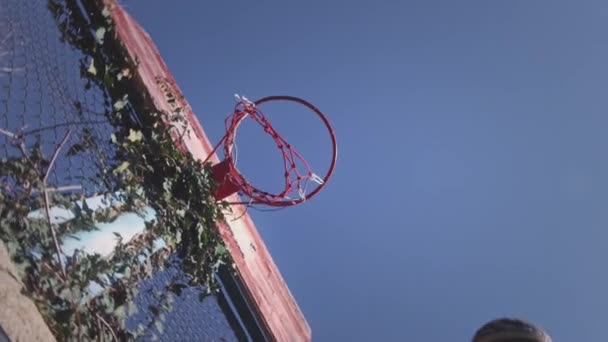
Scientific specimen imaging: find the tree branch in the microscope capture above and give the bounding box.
[0,126,41,176]
[31,185,82,194]
[96,314,103,342]
[0,66,24,73]
[96,313,118,342]
[44,130,72,185]
[42,130,72,278]
[0,127,16,139]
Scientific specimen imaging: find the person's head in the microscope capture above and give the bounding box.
[472,318,552,342]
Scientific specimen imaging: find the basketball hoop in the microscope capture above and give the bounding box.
[205,95,337,207]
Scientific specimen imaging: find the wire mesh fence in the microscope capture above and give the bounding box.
[0,1,243,340]
[0,0,119,197]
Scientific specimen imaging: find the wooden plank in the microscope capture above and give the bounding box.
[102,2,311,341]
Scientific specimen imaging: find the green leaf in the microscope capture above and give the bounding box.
[102,6,111,18]
[66,143,85,156]
[102,295,115,314]
[117,68,131,81]
[214,244,227,257]
[154,320,164,334]
[128,303,139,316]
[148,305,159,316]
[82,199,93,216]
[168,283,187,296]
[113,161,130,174]
[113,305,126,320]
[87,59,97,75]
[127,129,143,143]
[113,95,129,111]
[123,266,131,279]
[59,287,72,300]
[95,27,106,44]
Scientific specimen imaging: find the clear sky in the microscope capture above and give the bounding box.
[126,1,608,340]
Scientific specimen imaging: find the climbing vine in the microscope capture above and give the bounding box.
[0,0,230,340]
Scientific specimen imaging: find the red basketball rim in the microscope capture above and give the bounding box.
[224,95,338,207]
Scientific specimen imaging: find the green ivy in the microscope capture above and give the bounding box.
[0,1,231,340]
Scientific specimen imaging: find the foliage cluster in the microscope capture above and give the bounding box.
[0,1,230,340]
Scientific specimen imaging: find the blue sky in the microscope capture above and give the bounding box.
[126,1,608,340]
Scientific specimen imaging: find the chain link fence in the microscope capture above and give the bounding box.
[0,1,243,340]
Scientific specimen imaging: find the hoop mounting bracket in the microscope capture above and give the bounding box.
[211,159,240,200]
